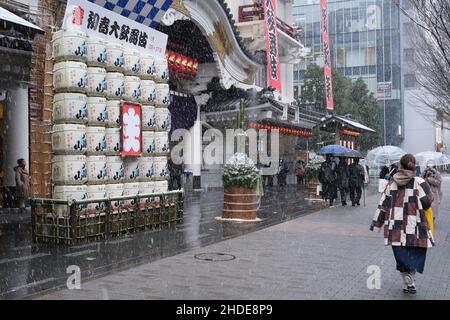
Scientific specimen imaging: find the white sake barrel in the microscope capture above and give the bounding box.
[124,48,141,75]
[52,155,87,185]
[106,156,124,182]
[138,157,154,181]
[106,99,121,127]
[155,83,170,106]
[124,76,141,101]
[123,157,140,182]
[155,131,169,154]
[106,72,125,99]
[155,58,169,82]
[86,155,107,184]
[87,97,108,126]
[142,105,156,130]
[140,53,155,79]
[87,67,107,96]
[142,131,156,154]
[53,61,88,92]
[106,127,121,155]
[53,185,88,216]
[86,126,107,155]
[153,156,169,179]
[155,107,171,131]
[86,184,108,212]
[140,80,156,104]
[52,30,87,62]
[86,36,107,67]
[52,124,87,154]
[153,180,169,203]
[154,180,169,193]
[106,183,124,209]
[53,93,87,124]
[123,182,140,206]
[106,42,124,71]
[139,181,155,204]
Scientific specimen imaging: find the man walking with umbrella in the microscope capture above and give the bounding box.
[336,157,349,206]
[319,154,338,207]
[348,158,365,206]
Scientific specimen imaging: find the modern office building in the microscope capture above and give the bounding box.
[293,0,403,146]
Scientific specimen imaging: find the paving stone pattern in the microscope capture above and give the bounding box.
[37,176,450,300]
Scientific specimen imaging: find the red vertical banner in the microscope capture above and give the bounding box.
[320,0,334,111]
[264,0,282,93]
[121,103,142,157]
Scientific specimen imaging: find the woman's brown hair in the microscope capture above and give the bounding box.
[400,154,416,171]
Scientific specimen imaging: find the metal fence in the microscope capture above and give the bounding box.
[30,190,184,245]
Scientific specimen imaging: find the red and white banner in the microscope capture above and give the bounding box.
[320,0,334,111]
[264,0,282,93]
[121,103,142,157]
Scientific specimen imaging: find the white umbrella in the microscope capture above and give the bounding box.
[415,151,450,168]
[365,146,407,168]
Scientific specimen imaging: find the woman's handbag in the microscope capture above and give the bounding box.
[425,207,434,236]
[378,179,388,193]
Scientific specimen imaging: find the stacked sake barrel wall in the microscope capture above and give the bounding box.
[51,27,172,211]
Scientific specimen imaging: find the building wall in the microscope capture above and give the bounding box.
[28,0,58,198]
[293,0,403,146]
[401,90,436,154]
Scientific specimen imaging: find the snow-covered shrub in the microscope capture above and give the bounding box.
[305,155,325,180]
[222,153,260,189]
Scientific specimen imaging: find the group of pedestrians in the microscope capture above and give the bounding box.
[371,154,444,295]
[260,159,306,188]
[318,155,368,207]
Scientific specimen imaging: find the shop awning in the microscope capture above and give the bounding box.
[316,115,376,134]
[0,6,44,33]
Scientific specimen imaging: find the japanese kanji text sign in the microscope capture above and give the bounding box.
[121,103,142,157]
[63,0,168,58]
[264,0,282,93]
[320,0,334,111]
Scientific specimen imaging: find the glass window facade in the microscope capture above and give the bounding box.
[293,0,403,145]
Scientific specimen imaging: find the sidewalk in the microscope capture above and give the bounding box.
[36,176,450,300]
[0,185,325,299]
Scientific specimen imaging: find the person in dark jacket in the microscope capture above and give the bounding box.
[348,158,365,206]
[15,158,30,209]
[319,155,338,207]
[336,157,349,206]
[277,159,289,188]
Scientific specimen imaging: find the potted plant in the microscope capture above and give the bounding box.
[305,155,324,200]
[222,152,261,220]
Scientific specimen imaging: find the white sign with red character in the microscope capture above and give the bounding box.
[121,103,142,157]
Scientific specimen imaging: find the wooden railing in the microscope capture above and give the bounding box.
[238,4,299,40]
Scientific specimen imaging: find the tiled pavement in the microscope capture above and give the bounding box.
[36,176,450,300]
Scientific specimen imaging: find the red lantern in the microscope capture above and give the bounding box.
[168,51,176,68]
[181,55,188,74]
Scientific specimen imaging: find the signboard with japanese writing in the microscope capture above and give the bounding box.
[121,103,142,157]
[320,0,334,111]
[377,81,392,100]
[264,0,282,93]
[63,0,168,58]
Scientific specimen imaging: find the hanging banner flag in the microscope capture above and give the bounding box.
[320,0,334,111]
[264,0,282,93]
[63,0,168,58]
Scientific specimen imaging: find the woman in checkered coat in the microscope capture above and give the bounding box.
[371,154,434,294]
